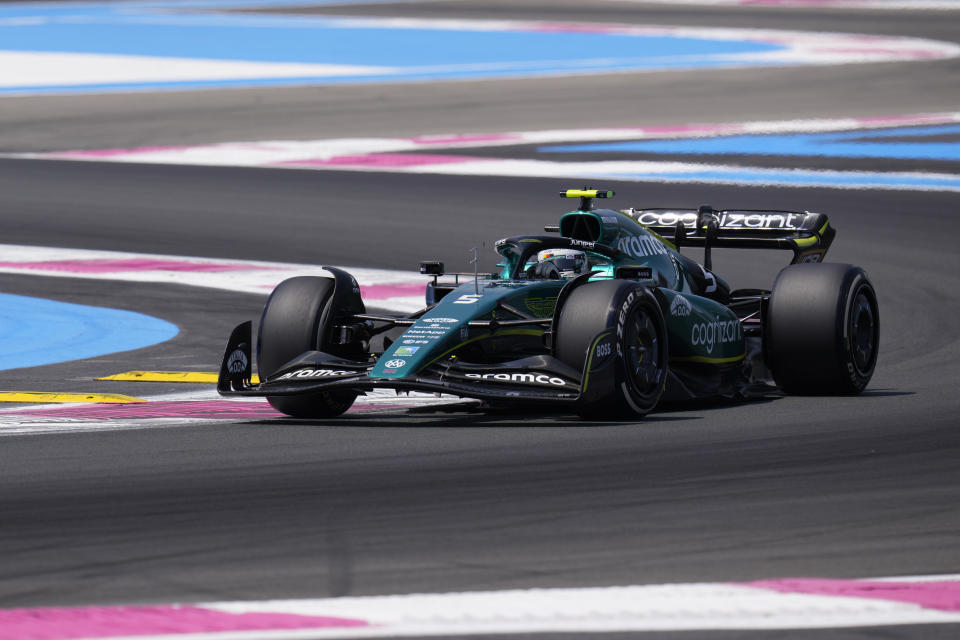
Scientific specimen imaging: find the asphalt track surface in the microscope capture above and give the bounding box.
[2,1,960,152]
[1,2,959,639]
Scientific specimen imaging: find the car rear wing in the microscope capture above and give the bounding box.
[621,207,835,265]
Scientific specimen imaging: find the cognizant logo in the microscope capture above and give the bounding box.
[691,318,742,354]
[636,211,801,230]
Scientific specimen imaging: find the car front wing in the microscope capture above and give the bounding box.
[217,321,618,406]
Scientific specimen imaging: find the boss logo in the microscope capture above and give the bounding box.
[595,341,613,359]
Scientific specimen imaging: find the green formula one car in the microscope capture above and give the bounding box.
[218,189,878,420]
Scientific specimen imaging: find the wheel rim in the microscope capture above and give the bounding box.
[624,308,663,395]
[849,287,877,375]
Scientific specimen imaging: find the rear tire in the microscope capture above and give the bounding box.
[556,280,667,420]
[258,276,358,417]
[765,263,879,394]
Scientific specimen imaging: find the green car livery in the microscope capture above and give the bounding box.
[219,189,878,420]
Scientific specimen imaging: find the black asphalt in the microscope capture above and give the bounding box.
[0,2,958,639]
[1,164,958,615]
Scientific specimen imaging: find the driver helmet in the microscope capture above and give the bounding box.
[534,248,588,279]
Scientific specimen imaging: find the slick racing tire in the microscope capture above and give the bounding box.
[556,280,668,420]
[257,276,358,418]
[765,263,879,395]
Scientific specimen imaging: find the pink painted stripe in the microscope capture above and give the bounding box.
[14,400,283,420]
[0,605,367,640]
[637,124,747,136]
[0,258,270,274]
[835,34,898,43]
[12,400,421,420]
[30,113,960,168]
[409,133,522,145]
[279,153,496,168]
[741,0,846,4]
[746,579,960,612]
[737,0,960,5]
[739,0,901,5]
[359,283,424,299]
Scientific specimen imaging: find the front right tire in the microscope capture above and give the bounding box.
[555,280,668,420]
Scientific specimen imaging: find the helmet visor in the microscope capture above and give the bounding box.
[550,256,585,273]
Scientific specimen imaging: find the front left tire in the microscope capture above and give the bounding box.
[257,276,359,418]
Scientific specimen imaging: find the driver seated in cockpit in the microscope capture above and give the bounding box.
[527,248,589,279]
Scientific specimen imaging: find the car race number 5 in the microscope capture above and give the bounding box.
[453,294,483,304]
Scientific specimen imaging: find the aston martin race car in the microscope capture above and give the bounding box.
[218,189,879,420]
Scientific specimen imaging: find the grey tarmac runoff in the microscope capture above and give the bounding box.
[0,1,958,639]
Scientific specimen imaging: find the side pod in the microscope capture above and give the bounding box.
[218,321,254,393]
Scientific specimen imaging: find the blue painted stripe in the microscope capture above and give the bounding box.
[0,1,789,92]
[599,169,960,191]
[1,0,427,11]
[541,124,960,162]
[0,16,779,65]
[0,294,179,371]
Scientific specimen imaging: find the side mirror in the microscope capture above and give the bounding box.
[615,265,653,281]
[419,261,444,276]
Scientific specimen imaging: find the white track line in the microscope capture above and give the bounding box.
[0,51,391,89]
[0,388,464,435]
[0,244,431,312]
[609,0,960,9]
[4,577,960,639]
[15,112,960,165]
[13,113,959,192]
